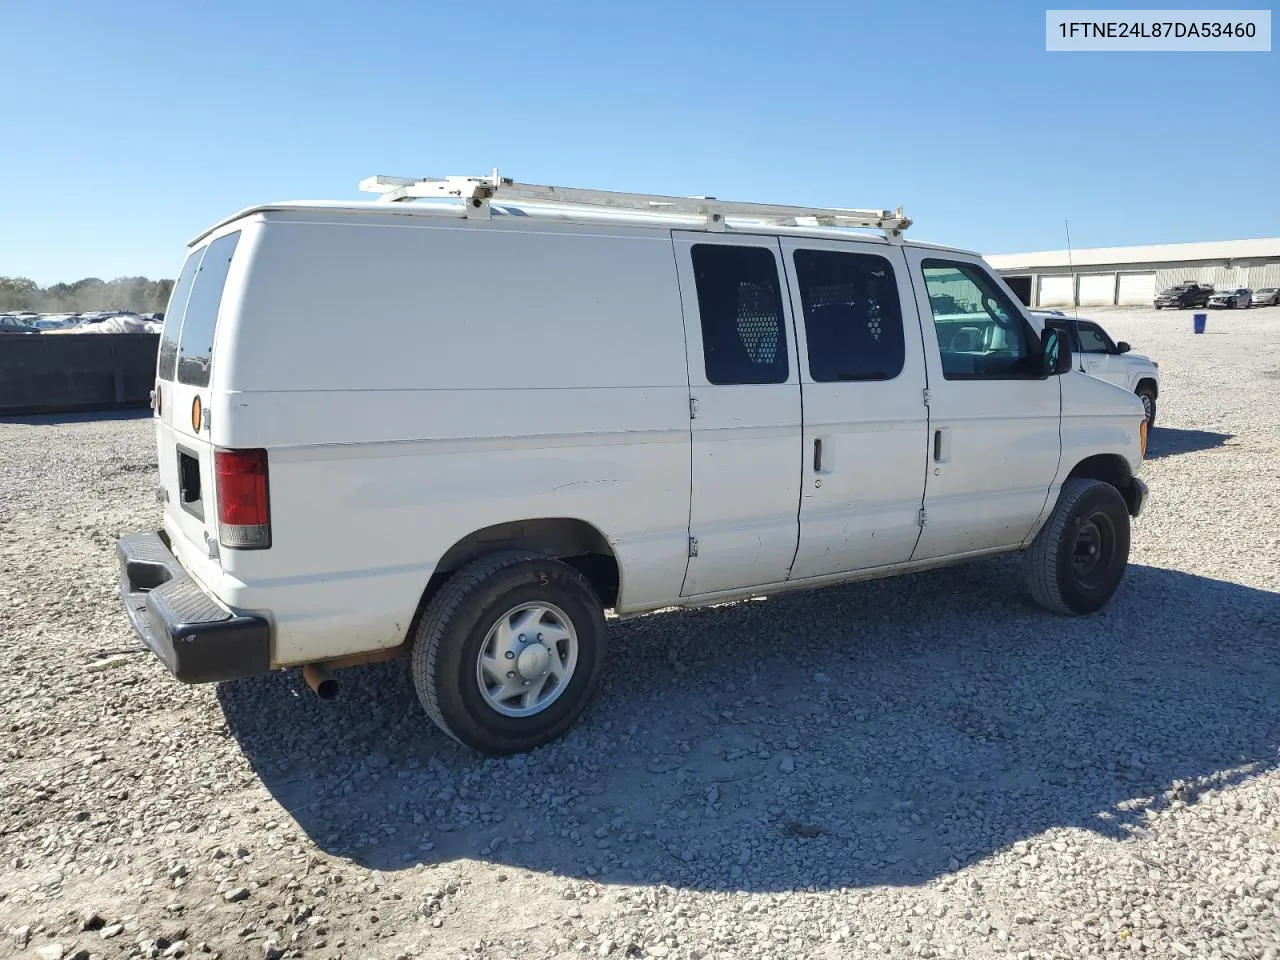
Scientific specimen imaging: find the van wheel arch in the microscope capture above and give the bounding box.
[408,519,620,643]
[1064,454,1142,515]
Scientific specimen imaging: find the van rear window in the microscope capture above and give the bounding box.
[156,247,204,381]
[175,231,241,387]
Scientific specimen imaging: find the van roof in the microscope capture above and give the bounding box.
[189,198,982,258]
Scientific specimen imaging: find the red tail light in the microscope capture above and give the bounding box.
[214,448,271,549]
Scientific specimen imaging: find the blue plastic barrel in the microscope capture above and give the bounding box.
[1193,313,1207,334]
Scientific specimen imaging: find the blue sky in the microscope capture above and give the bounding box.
[1,0,1276,284]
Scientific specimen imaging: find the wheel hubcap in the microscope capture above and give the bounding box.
[476,602,578,718]
[1071,514,1116,590]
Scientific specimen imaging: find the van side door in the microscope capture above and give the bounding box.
[902,251,1062,560]
[672,232,803,597]
[778,238,929,579]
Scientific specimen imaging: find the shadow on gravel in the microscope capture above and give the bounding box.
[219,561,1280,893]
[0,407,151,425]
[1145,426,1234,459]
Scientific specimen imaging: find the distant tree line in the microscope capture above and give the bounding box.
[0,275,175,314]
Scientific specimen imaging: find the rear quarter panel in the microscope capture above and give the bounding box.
[208,215,693,664]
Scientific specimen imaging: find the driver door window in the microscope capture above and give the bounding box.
[921,260,1038,380]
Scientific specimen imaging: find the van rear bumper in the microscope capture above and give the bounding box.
[116,531,270,683]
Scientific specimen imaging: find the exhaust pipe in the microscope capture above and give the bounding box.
[302,663,339,700]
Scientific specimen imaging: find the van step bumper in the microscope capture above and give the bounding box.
[116,531,270,683]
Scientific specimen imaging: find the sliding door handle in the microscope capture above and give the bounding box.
[933,427,951,463]
[813,438,823,472]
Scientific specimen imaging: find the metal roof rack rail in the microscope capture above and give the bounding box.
[358,170,912,239]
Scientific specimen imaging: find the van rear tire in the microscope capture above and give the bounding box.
[410,551,608,756]
[1023,478,1131,616]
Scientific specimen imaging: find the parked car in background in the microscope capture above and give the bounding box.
[0,315,40,334]
[1208,287,1253,309]
[1034,310,1160,426]
[1154,282,1213,309]
[33,314,81,330]
[1254,288,1280,307]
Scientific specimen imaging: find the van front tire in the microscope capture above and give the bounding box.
[1023,478,1131,616]
[410,551,607,756]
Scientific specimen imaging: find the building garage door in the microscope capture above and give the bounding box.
[1117,272,1156,305]
[1077,273,1117,306]
[1038,275,1074,307]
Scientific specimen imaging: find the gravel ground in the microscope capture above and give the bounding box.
[2,306,1278,960]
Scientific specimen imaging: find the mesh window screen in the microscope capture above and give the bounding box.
[793,250,905,382]
[691,245,789,385]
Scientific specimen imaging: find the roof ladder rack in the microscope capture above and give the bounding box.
[357,170,912,240]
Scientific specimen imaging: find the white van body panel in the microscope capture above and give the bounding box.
[189,215,694,664]
[670,232,804,596]
[778,237,930,580]
[1051,374,1146,492]
[901,247,1063,559]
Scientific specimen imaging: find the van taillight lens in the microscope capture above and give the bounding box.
[214,448,271,549]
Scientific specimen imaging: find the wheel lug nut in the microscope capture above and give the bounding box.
[504,651,515,660]
[537,633,544,641]
[522,680,530,686]
[506,671,516,679]
[518,634,527,643]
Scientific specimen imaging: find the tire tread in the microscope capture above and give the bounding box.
[1024,478,1111,616]
[412,550,545,746]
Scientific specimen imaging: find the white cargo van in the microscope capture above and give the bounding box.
[117,172,1149,755]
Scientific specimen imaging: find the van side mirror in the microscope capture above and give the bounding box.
[1041,327,1072,376]
[1116,341,1131,354]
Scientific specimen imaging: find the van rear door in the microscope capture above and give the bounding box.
[153,230,241,569]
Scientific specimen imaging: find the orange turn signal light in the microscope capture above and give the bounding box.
[192,395,203,433]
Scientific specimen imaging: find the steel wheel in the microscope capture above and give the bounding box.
[1071,513,1117,591]
[1024,478,1131,616]
[475,602,579,718]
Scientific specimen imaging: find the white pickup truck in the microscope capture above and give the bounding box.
[116,172,1150,755]
[1034,311,1160,426]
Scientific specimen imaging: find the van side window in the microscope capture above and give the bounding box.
[793,249,905,381]
[690,244,789,385]
[921,259,1037,380]
[156,247,205,382]
[176,231,241,388]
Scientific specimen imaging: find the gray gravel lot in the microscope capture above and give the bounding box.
[2,306,1279,960]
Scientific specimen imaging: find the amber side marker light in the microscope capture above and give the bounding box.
[1139,419,1149,459]
[191,395,202,433]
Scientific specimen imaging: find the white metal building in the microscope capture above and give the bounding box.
[986,237,1280,308]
